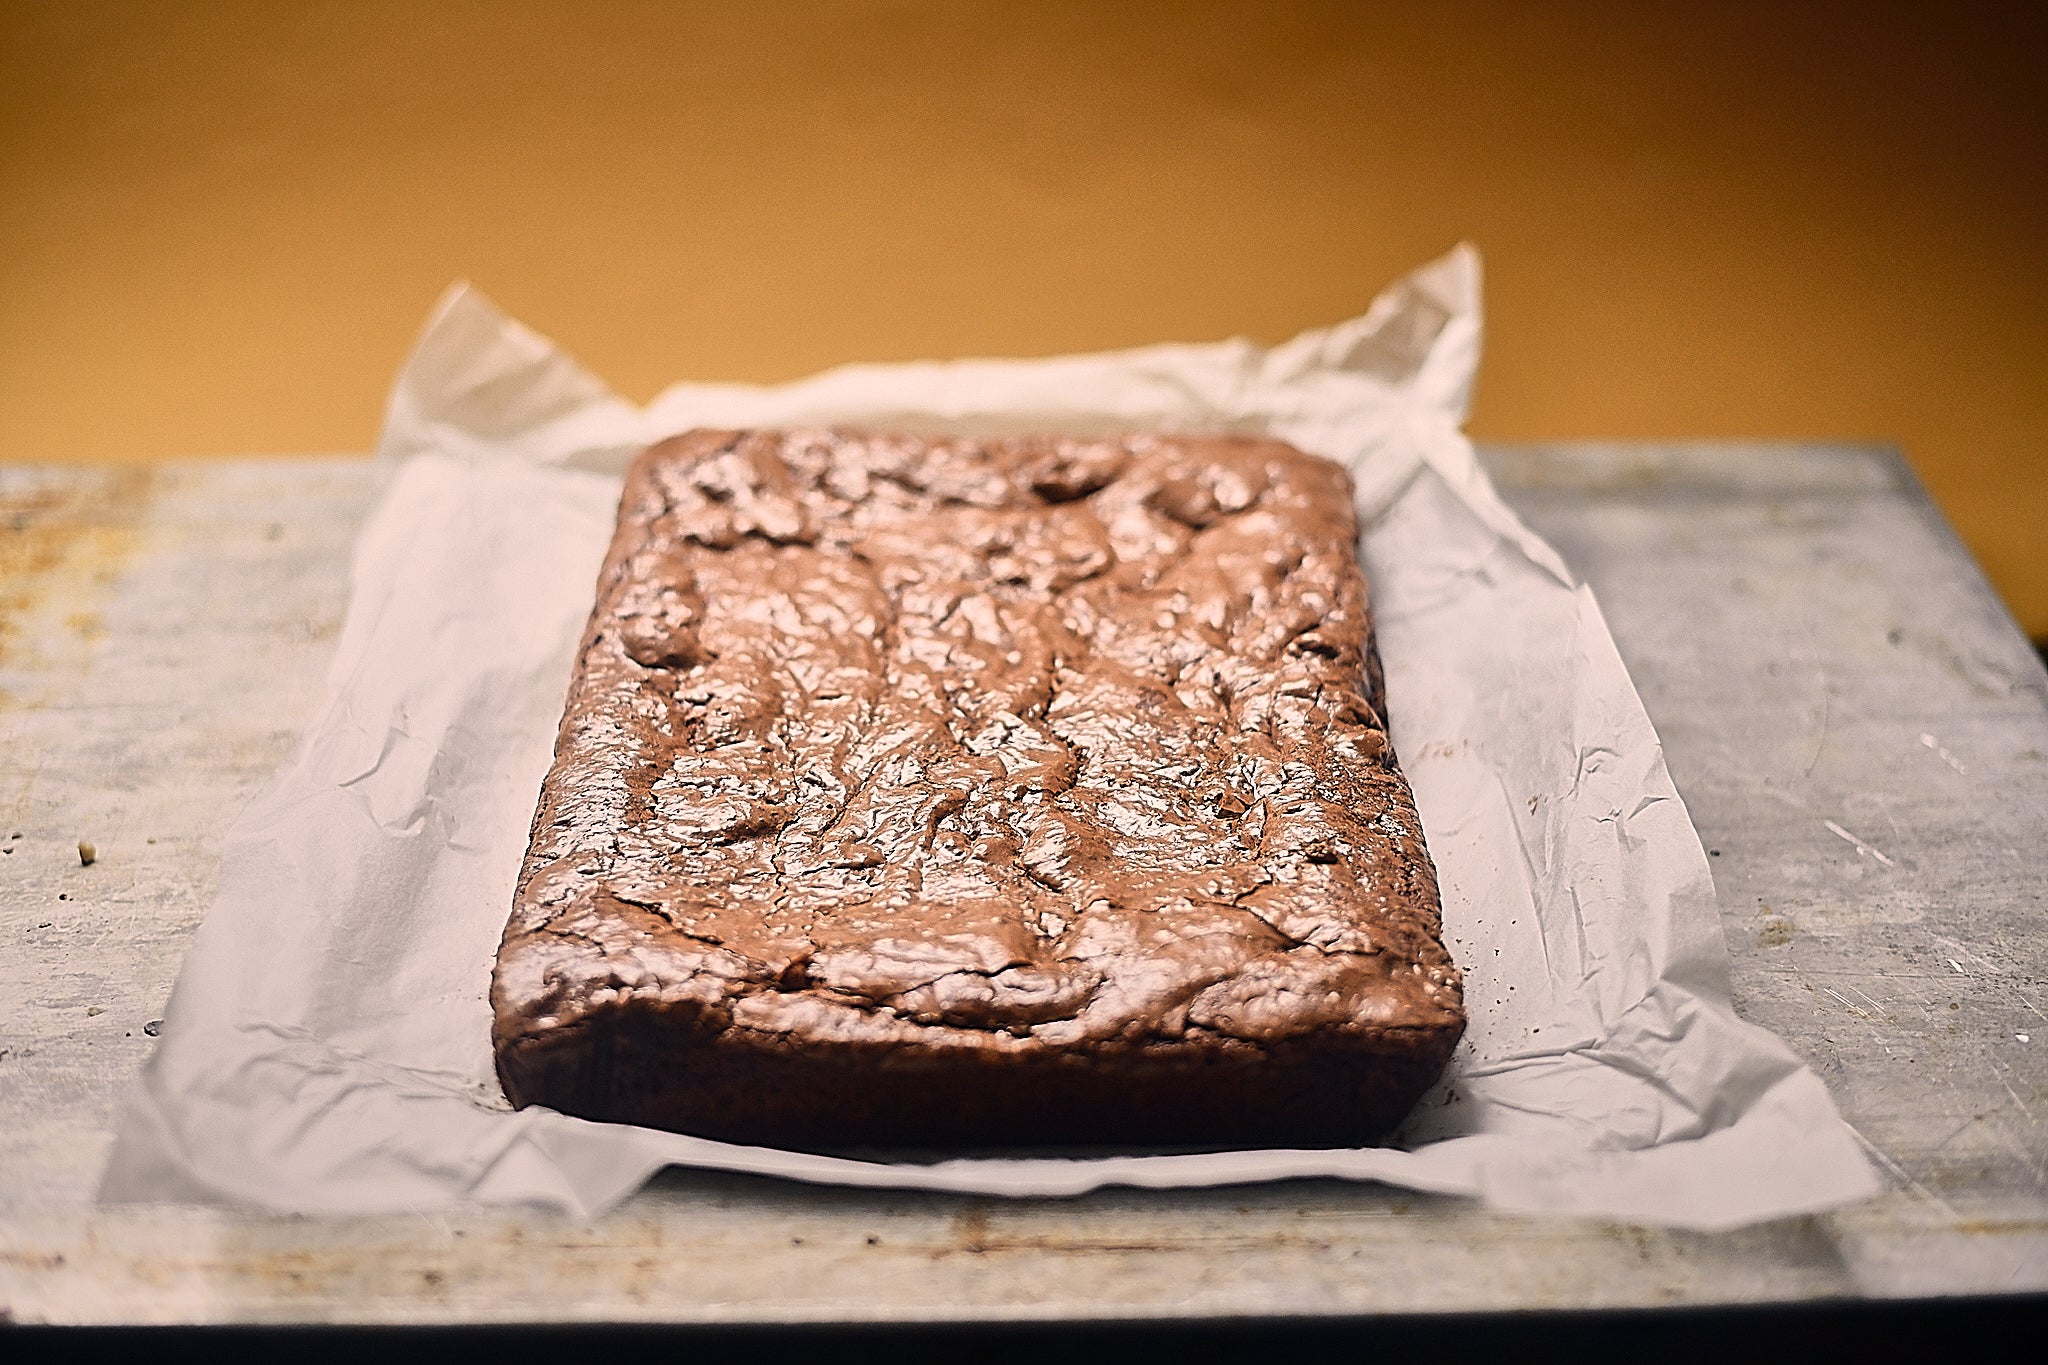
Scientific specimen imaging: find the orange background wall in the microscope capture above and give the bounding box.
[4,2,2043,631]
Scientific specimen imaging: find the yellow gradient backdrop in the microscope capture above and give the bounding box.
[3,2,2044,629]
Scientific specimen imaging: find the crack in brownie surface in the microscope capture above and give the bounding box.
[493,429,1465,1147]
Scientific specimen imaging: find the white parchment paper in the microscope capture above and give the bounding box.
[101,248,1879,1228]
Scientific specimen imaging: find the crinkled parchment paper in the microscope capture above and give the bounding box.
[102,248,1879,1228]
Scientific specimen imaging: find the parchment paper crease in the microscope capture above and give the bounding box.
[101,247,1879,1228]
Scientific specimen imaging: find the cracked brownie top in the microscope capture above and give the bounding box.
[494,428,1463,1060]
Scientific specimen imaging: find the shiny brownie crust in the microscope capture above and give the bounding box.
[492,429,1464,1149]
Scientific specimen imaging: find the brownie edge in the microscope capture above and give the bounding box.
[492,429,1464,1150]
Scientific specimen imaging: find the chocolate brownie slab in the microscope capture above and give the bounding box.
[492,429,1463,1148]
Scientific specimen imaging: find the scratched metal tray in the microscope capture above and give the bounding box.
[2,443,2043,1323]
